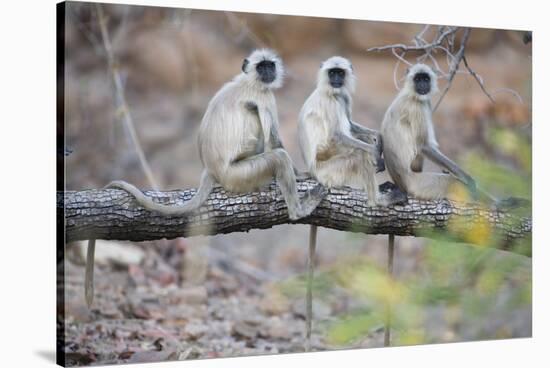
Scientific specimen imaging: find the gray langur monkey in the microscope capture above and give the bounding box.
[380,63,531,345]
[84,49,326,307]
[381,63,481,201]
[297,56,406,351]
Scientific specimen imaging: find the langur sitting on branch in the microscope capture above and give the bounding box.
[297,56,406,351]
[84,49,327,307]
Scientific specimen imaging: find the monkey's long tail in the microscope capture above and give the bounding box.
[107,170,215,216]
[384,234,395,347]
[85,239,95,308]
[84,171,215,308]
[305,224,318,352]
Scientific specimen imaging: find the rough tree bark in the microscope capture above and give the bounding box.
[59,179,531,256]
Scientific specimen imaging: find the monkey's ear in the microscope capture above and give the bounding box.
[242,58,249,73]
[319,61,324,69]
[349,63,354,71]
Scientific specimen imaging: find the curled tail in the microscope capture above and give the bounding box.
[107,170,215,216]
[84,171,215,308]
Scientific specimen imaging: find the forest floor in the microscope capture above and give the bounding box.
[62,239,387,366]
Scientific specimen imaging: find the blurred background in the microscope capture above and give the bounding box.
[62,2,532,365]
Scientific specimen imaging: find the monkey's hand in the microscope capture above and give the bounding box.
[376,156,385,173]
[366,149,385,173]
[366,130,384,173]
[365,152,386,172]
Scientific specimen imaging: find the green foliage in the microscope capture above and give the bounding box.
[320,239,531,347]
[463,126,532,200]
[298,122,532,347]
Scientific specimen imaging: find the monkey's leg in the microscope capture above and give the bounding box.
[360,153,379,207]
[405,172,459,200]
[358,152,407,206]
[224,149,324,220]
[305,225,318,352]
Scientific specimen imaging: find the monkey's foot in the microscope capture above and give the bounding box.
[379,181,399,193]
[376,156,386,173]
[389,188,408,205]
[378,181,408,206]
[291,184,328,220]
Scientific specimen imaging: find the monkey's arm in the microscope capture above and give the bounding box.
[268,119,306,178]
[348,122,385,172]
[349,122,385,172]
[421,144,476,193]
[350,122,382,145]
[256,106,276,150]
[334,131,378,155]
[349,121,378,137]
[269,122,284,149]
[424,144,506,207]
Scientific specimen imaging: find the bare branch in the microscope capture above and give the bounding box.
[224,11,266,47]
[368,25,525,111]
[368,26,459,53]
[462,54,496,104]
[433,28,471,112]
[95,4,159,190]
[492,88,525,104]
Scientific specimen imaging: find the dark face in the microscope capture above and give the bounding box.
[413,72,431,95]
[256,60,277,84]
[328,68,346,88]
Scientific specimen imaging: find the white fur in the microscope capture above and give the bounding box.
[298,56,380,204]
[240,48,285,90]
[381,63,458,200]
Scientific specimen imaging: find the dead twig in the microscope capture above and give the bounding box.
[95,4,159,190]
[367,26,523,111]
[433,28,471,112]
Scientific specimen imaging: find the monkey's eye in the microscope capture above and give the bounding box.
[257,60,275,70]
[414,72,430,83]
[329,69,345,77]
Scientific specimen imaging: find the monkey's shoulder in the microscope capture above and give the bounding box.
[300,109,328,128]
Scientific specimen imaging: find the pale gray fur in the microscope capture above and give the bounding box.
[84,49,325,308]
[381,63,476,200]
[298,56,397,352]
[298,56,390,206]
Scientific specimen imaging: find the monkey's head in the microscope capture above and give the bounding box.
[405,64,438,101]
[318,56,356,94]
[241,49,284,89]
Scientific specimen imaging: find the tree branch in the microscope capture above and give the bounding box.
[367,26,524,106]
[59,179,531,255]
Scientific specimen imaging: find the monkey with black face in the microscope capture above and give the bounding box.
[84,49,326,307]
[298,56,405,351]
[381,63,480,201]
[298,56,401,204]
